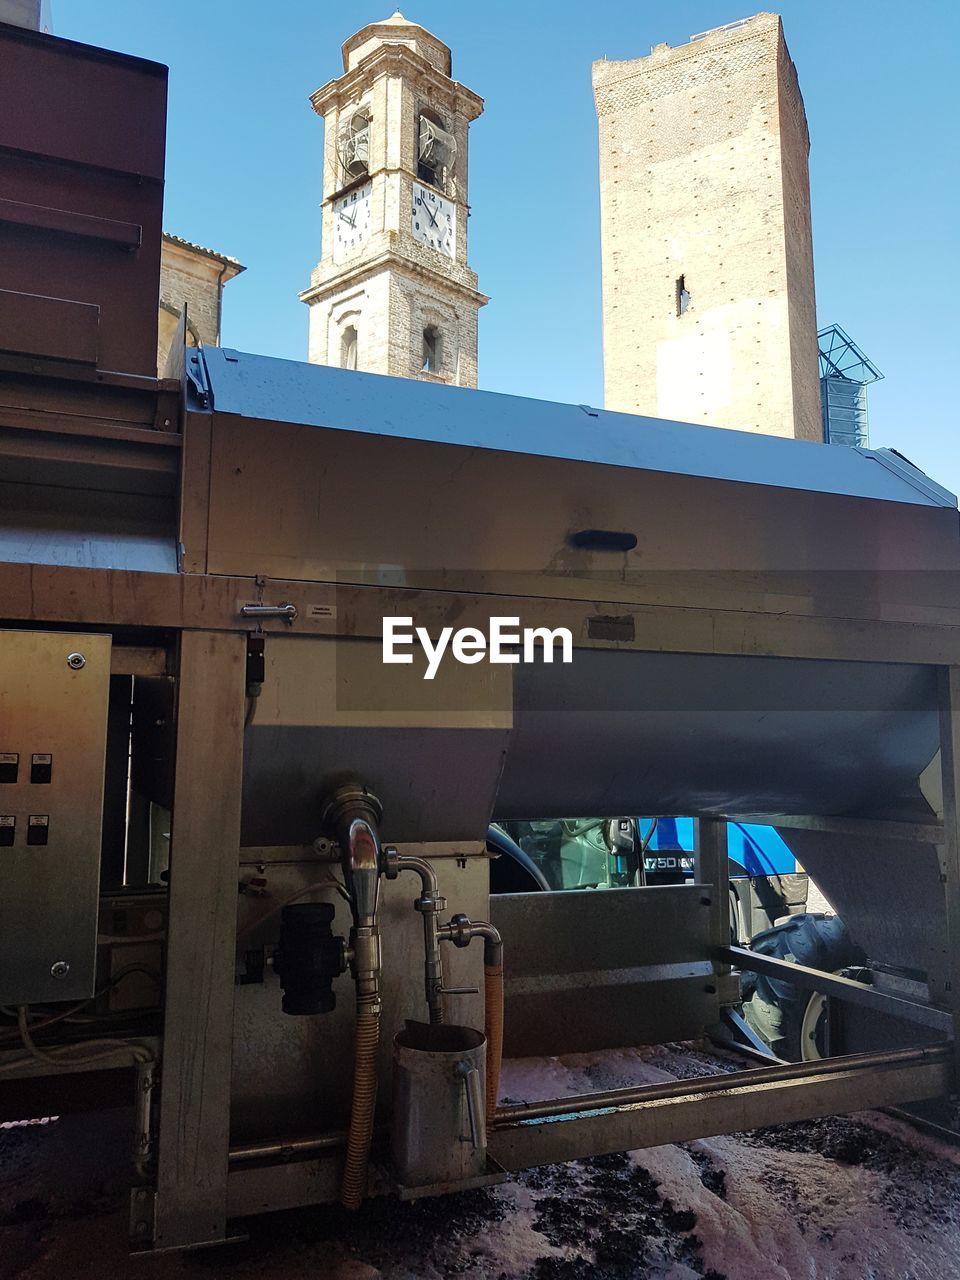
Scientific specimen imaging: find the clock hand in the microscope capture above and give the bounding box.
[424,201,438,228]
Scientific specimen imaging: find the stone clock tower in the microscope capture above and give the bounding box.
[300,12,487,387]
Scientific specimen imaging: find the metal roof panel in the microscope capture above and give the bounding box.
[201,349,956,509]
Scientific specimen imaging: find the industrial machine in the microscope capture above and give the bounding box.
[3,19,960,1256]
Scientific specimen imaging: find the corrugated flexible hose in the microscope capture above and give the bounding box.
[340,1004,380,1210]
[484,961,503,1125]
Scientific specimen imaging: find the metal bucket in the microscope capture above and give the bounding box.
[391,1020,486,1189]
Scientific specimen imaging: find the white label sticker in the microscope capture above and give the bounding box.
[0,753,18,765]
[0,816,14,827]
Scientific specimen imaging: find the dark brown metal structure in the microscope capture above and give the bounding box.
[0,22,166,379]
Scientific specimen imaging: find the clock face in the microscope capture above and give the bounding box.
[333,183,372,263]
[411,184,455,258]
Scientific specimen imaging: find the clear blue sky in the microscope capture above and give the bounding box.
[56,1,959,491]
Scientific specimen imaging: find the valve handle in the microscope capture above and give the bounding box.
[455,1060,484,1149]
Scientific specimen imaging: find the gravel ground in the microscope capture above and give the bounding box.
[3,1042,960,1280]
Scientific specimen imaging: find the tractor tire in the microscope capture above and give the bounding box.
[741,912,865,1061]
[487,825,551,894]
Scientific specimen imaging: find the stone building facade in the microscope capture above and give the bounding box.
[300,12,487,387]
[593,13,821,440]
[157,234,244,374]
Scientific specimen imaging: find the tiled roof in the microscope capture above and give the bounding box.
[162,232,245,272]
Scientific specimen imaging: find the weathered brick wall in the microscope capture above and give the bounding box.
[592,13,820,440]
[160,259,219,346]
[307,267,479,387]
[777,33,821,441]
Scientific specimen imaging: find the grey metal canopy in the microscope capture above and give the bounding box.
[202,348,956,509]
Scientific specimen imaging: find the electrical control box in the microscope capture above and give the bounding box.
[0,630,111,1004]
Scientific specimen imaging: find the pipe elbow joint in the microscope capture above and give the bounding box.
[320,781,383,926]
[441,913,503,968]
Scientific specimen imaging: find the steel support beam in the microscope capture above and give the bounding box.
[695,817,730,980]
[3,560,960,666]
[487,1045,951,1173]
[149,630,245,1251]
[720,945,953,1034]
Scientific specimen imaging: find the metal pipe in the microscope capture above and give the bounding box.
[467,921,502,968]
[491,1043,951,1128]
[229,1129,348,1164]
[438,915,502,966]
[438,915,504,1123]
[322,784,384,1008]
[319,782,385,1210]
[394,854,439,897]
[720,944,953,1033]
[395,854,446,1025]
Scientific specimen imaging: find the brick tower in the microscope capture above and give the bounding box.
[592,13,821,439]
[301,12,487,387]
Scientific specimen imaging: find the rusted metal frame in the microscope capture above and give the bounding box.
[486,1045,952,1173]
[149,631,245,1251]
[720,945,953,1034]
[3,562,960,667]
[938,666,960,1084]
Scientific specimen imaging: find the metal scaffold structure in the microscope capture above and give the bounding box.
[818,323,884,449]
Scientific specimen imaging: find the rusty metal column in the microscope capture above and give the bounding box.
[143,630,246,1251]
[937,667,960,1087]
[695,817,730,980]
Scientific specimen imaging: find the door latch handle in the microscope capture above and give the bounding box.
[240,602,298,623]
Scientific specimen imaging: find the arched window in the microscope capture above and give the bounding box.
[421,326,441,374]
[341,325,358,370]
